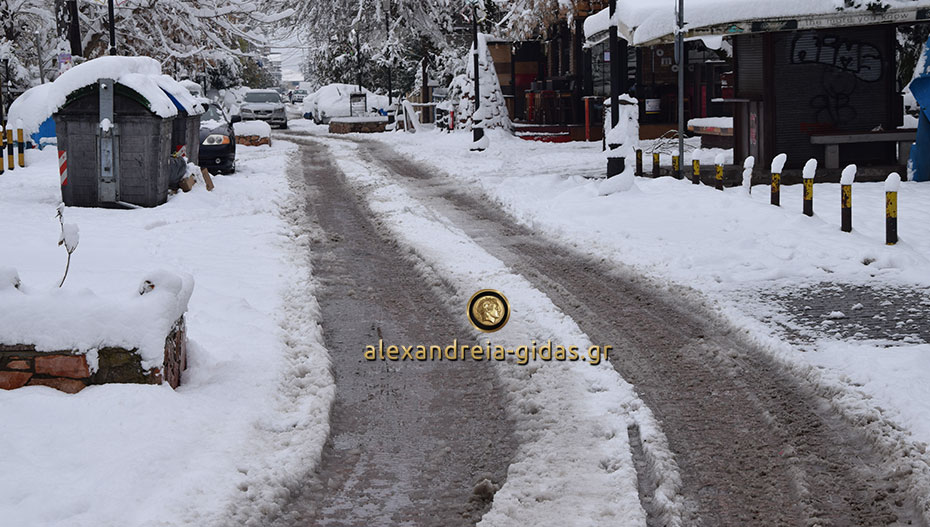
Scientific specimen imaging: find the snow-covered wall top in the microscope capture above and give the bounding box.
[585,0,930,46]
[8,56,203,137]
[0,270,194,369]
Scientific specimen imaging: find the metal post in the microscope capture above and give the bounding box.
[355,30,362,92]
[715,162,723,190]
[841,185,852,232]
[652,152,660,178]
[605,0,621,177]
[672,155,680,178]
[67,0,82,56]
[385,0,392,107]
[17,125,24,167]
[470,1,485,150]
[676,0,685,179]
[803,179,813,216]
[6,128,13,171]
[635,149,642,177]
[0,58,6,127]
[108,0,116,55]
[771,171,780,206]
[35,31,46,83]
[692,159,700,184]
[886,190,897,245]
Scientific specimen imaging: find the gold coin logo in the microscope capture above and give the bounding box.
[467,290,510,332]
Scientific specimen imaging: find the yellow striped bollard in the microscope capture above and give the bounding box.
[652,152,660,178]
[714,153,724,190]
[692,159,700,185]
[672,155,680,179]
[886,172,899,245]
[5,126,13,171]
[840,164,856,233]
[770,153,786,206]
[0,122,5,175]
[802,158,816,216]
[635,149,643,178]
[16,121,25,168]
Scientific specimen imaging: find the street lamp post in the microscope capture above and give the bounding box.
[676,0,685,178]
[108,0,116,55]
[469,0,485,151]
[606,0,622,177]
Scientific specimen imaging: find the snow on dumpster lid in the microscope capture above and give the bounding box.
[35,56,204,124]
[584,0,930,46]
[7,83,55,138]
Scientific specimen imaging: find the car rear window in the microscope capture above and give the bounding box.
[244,92,281,103]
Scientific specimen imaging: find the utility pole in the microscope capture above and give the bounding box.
[108,0,116,55]
[0,59,7,126]
[35,31,46,83]
[605,0,625,177]
[355,29,362,92]
[676,0,685,178]
[469,0,484,151]
[385,0,392,106]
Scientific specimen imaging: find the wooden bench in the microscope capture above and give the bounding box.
[811,130,916,169]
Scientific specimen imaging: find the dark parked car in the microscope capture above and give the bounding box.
[198,103,238,174]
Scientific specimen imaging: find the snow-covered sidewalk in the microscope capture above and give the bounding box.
[0,142,331,526]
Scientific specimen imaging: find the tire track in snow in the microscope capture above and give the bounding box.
[340,136,921,526]
[299,134,682,527]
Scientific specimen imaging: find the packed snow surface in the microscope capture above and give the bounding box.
[689,117,733,129]
[367,128,930,511]
[0,141,332,526]
[842,164,858,185]
[771,153,788,173]
[803,158,818,179]
[886,172,902,192]
[233,120,272,137]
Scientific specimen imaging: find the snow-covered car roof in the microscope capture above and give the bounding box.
[584,0,930,47]
[246,89,280,94]
[8,56,204,137]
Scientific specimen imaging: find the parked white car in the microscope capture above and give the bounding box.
[302,83,390,124]
[238,89,288,129]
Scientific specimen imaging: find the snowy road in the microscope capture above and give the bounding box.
[271,138,516,526]
[273,129,924,526]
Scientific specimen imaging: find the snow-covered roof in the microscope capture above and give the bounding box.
[585,0,930,47]
[8,56,203,137]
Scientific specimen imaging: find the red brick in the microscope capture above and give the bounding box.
[27,377,86,394]
[0,371,32,390]
[34,355,89,379]
[6,360,30,370]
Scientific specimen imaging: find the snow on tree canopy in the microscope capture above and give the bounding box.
[7,56,203,137]
[584,0,930,46]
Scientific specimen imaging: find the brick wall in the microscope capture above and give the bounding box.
[0,316,187,394]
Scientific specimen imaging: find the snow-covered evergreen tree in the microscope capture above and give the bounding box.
[449,33,512,131]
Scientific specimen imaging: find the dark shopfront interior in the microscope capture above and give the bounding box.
[499,27,733,141]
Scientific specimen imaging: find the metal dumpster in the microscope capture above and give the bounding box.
[54,79,177,208]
